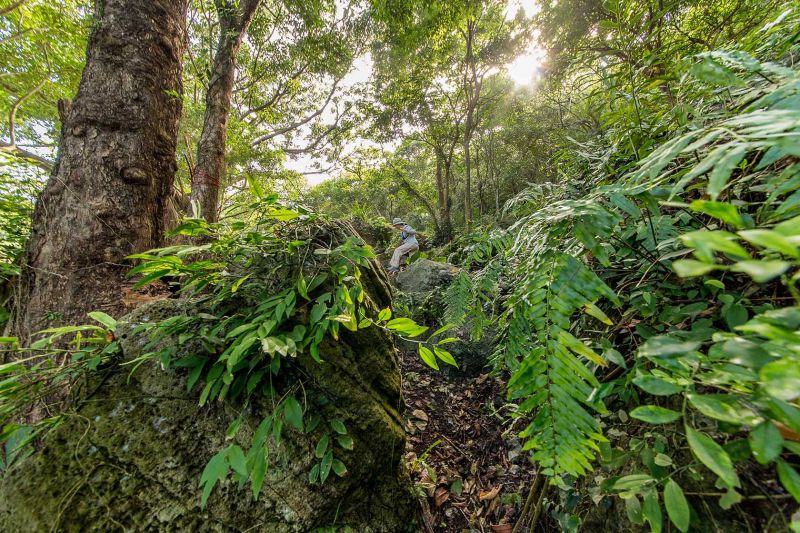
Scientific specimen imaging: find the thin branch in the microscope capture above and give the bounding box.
[0,142,54,171]
[250,79,341,146]
[0,0,27,16]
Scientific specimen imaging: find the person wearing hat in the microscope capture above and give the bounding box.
[388,217,418,273]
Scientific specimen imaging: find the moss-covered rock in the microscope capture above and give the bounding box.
[394,259,458,295]
[0,224,415,532]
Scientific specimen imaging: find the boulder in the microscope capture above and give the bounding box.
[0,225,415,532]
[392,260,495,377]
[395,259,459,295]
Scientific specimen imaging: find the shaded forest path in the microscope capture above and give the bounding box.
[399,345,538,532]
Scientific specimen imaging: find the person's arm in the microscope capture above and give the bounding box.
[403,225,416,235]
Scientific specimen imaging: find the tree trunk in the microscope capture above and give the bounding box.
[433,150,453,244]
[463,109,473,228]
[189,0,261,222]
[14,0,189,342]
[461,17,481,229]
[476,145,484,218]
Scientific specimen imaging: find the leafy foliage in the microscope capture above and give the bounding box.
[444,4,800,530]
[115,198,452,506]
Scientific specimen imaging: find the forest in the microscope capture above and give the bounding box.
[1,0,799,531]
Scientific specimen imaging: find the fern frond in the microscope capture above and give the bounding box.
[505,250,616,479]
[443,271,474,327]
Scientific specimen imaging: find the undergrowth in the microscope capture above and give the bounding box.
[0,197,456,507]
[447,7,800,532]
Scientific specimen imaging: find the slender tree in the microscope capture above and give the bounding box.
[189,0,262,222]
[15,0,189,342]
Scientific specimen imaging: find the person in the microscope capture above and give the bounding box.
[387,217,418,273]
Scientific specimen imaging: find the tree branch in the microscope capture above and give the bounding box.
[0,0,27,16]
[251,79,341,146]
[0,142,54,171]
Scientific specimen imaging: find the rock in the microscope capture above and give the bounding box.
[395,259,459,295]
[392,259,495,376]
[347,217,393,250]
[0,224,415,532]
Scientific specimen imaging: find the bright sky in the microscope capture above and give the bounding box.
[291,0,545,187]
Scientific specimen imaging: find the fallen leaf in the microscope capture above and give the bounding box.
[489,524,512,533]
[479,485,501,501]
[411,409,429,421]
[434,486,450,507]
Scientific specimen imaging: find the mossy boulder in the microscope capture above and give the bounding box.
[0,225,415,532]
[395,259,458,295]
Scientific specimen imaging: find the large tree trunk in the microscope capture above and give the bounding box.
[189,0,261,222]
[14,0,189,343]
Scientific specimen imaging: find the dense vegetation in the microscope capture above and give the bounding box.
[2,0,800,531]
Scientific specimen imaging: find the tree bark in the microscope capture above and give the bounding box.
[190,0,262,222]
[462,17,480,228]
[14,0,189,342]
[433,149,453,244]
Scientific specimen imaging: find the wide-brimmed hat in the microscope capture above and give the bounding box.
[391,217,404,226]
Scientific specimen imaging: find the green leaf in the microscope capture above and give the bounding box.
[320,450,333,483]
[329,419,347,435]
[228,445,248,478]
[654,453,673,466]
[724,304,748,330]
[673,259,717,278]
[632,375,683,396]
[386,317,428,337]
[131,268,173,289]
[664,480,690,532]
[310,302,327,324]
[332,459,348,477]
[642,490,663,533]
[418,346,439,370]
[283,397,303,431]
[225,322,258,340]
[760,358,800,401]
[777,459,800,502]
[718,488,742,509]
[630,406,682,424]
[612,474,654,492]
[199,449,229,509]
[738,230,800,258]
[681,230,750,261]
[689,200,743,228]
[708,146,747,200]
[730,260,790,282]
[377,308,392,321]
[690,56,745,87]
[433,346,458,367]
[625,495,643,525]
[231,274,251,293]
[686,426,738,487]
[584,302,613,325]
[250,447,267,500]
[720,338,771,369]
[315,434,329,458]
[749,421,783,465]
[337,435,354,450]
[687,393,762,425]
[87,311,117,331]
[308,463,320,484]
[639,335,701,358]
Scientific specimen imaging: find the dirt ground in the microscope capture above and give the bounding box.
[399,346,540,533]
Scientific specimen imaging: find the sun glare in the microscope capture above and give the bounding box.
[506,47,545,86]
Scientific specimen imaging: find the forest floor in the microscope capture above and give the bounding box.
[399,346,538,533]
